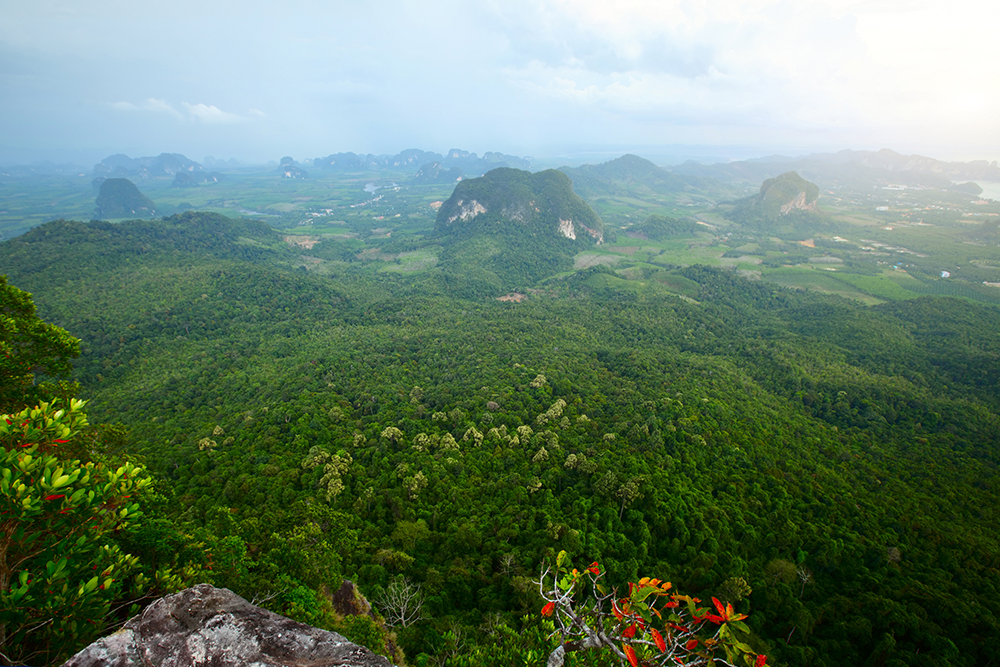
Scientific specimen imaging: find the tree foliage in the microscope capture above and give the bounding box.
[538,553,765,667]
[0,400,155,665]
[0,275,80,412]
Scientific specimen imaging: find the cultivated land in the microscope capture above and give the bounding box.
[3,159,1000,307]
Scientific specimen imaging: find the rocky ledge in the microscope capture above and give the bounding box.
[62,584,394,667]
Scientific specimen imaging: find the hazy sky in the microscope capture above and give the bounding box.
[2,0,997,164]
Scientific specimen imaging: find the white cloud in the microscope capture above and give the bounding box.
[9,0,1000,159]
[484,0,1000,151]
[109,98,261,124]
[109,98,184,120]
[182,102,248,124]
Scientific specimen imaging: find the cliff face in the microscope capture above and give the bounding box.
[62,584,395,667]
[759,171,820,215]
[725,171,826,235]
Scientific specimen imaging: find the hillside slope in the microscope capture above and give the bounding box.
[433,168,603,295]
[2,213,1000,666]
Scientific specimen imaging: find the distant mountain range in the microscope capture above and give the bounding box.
[313,148,529,177]
[0,162,86,178]
[82,148,531,182]
[94,153,204,179]
[758,148,1000,181]
[670,148,995,191]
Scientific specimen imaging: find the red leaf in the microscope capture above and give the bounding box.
[541,602,555,616]
[685,639,699,651]
[651,628,667,652]
[45,494,66,501]
[624,645,639,667]
[623,624,637,639]
[712,597,725,617]
[756,655,767,667]
[588,561,600,575]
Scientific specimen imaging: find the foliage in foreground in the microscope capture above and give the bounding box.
[538,553,765,667]
[0,399,188,665]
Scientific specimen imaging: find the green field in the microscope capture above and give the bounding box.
[5,160,1000,307]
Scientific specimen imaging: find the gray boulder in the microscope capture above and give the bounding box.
[62,584,394,667]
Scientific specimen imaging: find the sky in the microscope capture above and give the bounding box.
[1,0,998,165]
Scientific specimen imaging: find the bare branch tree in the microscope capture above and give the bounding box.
[796,566,813,598]
[375,577,425,628]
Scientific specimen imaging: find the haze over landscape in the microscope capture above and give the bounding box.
[3,0,999,165]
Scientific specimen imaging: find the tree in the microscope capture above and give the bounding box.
[537,552,765,667]
[0,275,80,412]
[0,399,157,665]
[375,577,425,628]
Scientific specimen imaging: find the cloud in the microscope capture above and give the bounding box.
[109,98,262,124]
[182,102,248,124]
[109,98,184,120]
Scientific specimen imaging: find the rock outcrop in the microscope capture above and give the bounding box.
[723,171,829,237]
[435,167,603,243]
[62,584,394,667]
[759,171,820,215]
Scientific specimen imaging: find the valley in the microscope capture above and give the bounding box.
[2,148,1000,667]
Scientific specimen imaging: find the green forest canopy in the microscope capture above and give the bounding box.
[1,211,999,666]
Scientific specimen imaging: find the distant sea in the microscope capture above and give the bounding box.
[974,181,1000,201]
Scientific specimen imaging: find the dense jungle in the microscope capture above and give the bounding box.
[2,151,1000,667]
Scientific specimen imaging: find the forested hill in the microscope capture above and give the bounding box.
[435,167,603,242]
[94,178,157,219]
[727,172,827,237]
[559,154,710,198]
[1,213,292,284]
[432,168,604,296]
[3,212,1000,666]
